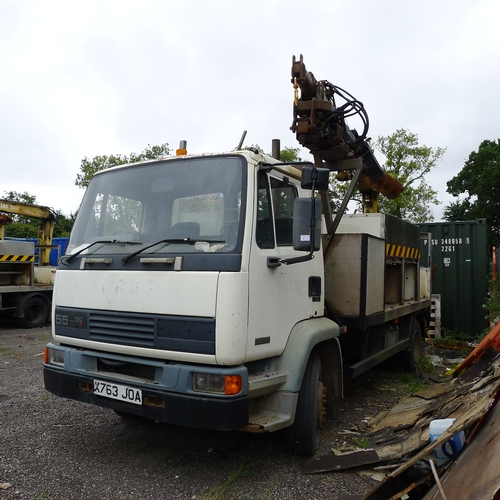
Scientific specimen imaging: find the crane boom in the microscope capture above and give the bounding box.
[0,199,57,265]
[290,54,403,220]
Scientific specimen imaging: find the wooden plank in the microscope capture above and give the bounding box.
[412,382,457,400]
[301,449,380,474]
[387,394,494,479]
[302,429,423,474]
[369,397,431,434]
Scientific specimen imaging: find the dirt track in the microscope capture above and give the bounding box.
[1,323,420,500]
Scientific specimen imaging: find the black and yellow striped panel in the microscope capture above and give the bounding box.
[0,254,35,262]
[385,244,421,259]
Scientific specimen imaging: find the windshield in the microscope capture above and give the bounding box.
[68,155,246,256]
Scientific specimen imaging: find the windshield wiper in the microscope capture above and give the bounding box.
[121,238,226,265]
[62,240,141,265]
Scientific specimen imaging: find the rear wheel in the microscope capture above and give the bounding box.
[15,296,49,328]
[285,353,326,456]
[402,319,423,372]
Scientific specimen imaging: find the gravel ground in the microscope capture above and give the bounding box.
[0,323,419,500]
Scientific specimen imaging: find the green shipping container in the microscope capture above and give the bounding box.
[419,219,489,338]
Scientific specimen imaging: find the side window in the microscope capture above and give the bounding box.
[270,177,297,246]
[256,172,274,248]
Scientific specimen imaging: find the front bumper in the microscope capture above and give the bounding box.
[44,366,248,431]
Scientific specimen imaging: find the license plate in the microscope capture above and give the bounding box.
[93,379,142,405]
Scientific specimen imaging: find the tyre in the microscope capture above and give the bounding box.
[401,318,423,372]
[285,353,325,456]
[15,296,49,328]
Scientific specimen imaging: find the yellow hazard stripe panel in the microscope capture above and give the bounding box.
[0,254,35,262]
[385,244,420,259]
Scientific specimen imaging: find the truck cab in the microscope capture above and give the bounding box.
[44,150,342,454]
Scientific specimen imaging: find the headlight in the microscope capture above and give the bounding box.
[44,347,65,367]
[192,373,242,395]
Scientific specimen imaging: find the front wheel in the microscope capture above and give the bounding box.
[285,353,325,456]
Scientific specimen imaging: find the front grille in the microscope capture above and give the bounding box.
[97,358,155,381]
[89,313,155,347]
[55,307,215,354]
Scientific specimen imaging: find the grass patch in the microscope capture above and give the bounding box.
[417,354,435,375]
[199,464,249,500]
[395,372,429,394]
[351,436,370,449]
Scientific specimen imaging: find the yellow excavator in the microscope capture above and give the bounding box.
[0,199,57,264]
[0,199,57,327]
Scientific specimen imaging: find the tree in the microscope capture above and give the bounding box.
[372,129,445,223]
[1,191,75,238]
[280,146,302,162]
[75,143,171,188]
[1,191,40,238]
[53,210,77,237]
[445,139,500,246]
[244,144,302,162]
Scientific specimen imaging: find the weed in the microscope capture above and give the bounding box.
[351,436,370,449]
[39,394,49,402]
[417,355,435,375]
[395,372,428,394]
[441,328,475,343]
[199,464,249,500]
[37,492,49,500]
[259,479,273,500]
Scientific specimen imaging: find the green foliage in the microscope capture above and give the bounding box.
[374,129,445,223]
[53,210,77,237]
[280,146,302,162]
[416,355,435,375]
[2,190,41,238]
[395,372,428,394]
[244,143,264,154]
[1,191,75,238]
[483,274,500,334]
[243,144,302,162]
[75,143,171,188]
[440,328,475,343]
[445,139,500,247]
[325,129,445,222]
[199,464,249,500]
[351,436,370,449]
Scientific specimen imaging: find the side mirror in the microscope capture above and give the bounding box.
[301,166,329,191]
[293,198,322,252]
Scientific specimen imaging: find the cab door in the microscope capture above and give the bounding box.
[246,168,323,361]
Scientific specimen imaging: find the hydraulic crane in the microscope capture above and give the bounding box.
[290,54,403,236]
[0,198,57,265]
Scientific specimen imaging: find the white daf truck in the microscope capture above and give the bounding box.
[43,56,431,455]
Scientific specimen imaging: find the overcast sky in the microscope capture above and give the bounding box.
[1,0,499,220]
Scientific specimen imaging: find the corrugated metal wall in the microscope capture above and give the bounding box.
[419,219,489,337]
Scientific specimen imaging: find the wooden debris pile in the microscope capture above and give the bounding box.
[303,327,500,499]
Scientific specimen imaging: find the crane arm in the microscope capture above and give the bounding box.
[290,55,403,214]
[0,199,57,265]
